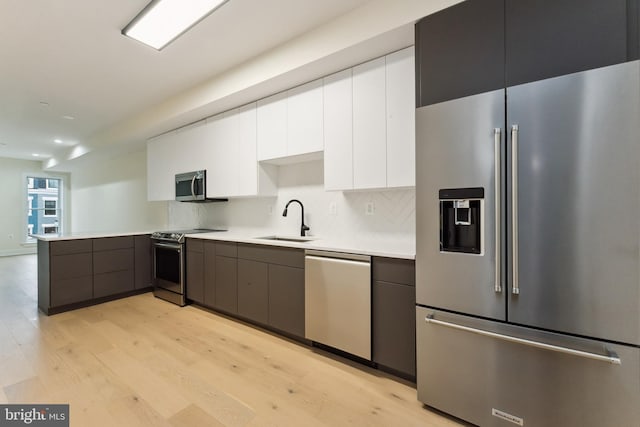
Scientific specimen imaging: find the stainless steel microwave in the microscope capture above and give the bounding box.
[175,170,227,202]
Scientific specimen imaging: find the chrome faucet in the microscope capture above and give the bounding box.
[282,199,310,237]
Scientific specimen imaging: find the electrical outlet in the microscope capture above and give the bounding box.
[329,202,337,215]
[8,233,13,240]
[365,201,375,216]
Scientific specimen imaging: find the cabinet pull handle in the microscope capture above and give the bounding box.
[494,128,502,293]
[511,125,519,295]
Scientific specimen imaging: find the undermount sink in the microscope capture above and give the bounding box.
[255,235,317,243]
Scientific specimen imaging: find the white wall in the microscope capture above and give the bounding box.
[168,160,415,247]
[71,149,167,233]
[0,157,70,256]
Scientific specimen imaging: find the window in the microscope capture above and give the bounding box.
[43,198,57,216]
[26,176,62,240]
[42,224,59,234]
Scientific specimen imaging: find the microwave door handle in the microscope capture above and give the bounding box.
[191,175,196,199]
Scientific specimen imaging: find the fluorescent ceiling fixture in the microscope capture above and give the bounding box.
[54,139,63,144]
[122,0,229,50]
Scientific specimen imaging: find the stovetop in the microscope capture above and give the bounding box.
[151,228,226,243]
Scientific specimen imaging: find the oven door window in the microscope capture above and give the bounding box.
[155,246,181,285]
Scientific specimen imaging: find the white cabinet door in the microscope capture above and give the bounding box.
[323,69,353,191]
[235,103,258,197]
[202,114,228,197]
[386,47,415,188]
[287,79,324,157]
[353,57,387,189]
[147,133,176,201]
[256,92,287,161]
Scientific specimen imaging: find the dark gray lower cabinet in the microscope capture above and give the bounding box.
[134,235,152,289]
[204,241,216,307]
[186,238,205,304]
[93,238,134,298]
[47,240,93,307]
[38,234,151,315]
[215,252,238,314]
[268,264,304,338]
[237,259,269,324]
[372,257,416,379]
[189,240,305,339]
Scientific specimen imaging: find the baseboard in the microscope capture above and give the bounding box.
[0,247,37,257]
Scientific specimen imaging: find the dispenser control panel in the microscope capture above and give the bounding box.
[439,187,484,254]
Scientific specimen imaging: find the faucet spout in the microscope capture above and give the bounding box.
[283,199,310,237]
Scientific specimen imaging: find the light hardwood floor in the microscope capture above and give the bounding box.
[0,254,463,426]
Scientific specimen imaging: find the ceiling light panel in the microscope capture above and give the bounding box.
[122,0,229,50]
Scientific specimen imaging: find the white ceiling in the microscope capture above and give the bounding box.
[0,0,371,162]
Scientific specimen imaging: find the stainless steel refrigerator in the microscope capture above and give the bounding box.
[415,60,640,426]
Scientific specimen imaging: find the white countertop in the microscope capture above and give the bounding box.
[32,230,155,241]
[186,230,415,260]
[34,228,415,259]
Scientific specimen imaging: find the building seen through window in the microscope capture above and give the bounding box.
[27,177,62,239]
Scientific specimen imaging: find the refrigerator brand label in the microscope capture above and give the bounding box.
[492,408,524,426]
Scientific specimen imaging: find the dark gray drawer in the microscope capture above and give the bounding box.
[372,257,415,286]
[93,248,134,274]
[237,243,304,268]
[93,236,134,252]
[50,239,92,256]
[51,253,93,279]
[94,270,134,298]
[50,276,93,306]
[216,241,237,258]
[186,238,204,253]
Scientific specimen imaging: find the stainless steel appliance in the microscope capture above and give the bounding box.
[305,250,371,360]
[175,170,227,202]
[151,229,224,305]
[415,61,640,425]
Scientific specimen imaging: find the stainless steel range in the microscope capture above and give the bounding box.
[151,229,224,306]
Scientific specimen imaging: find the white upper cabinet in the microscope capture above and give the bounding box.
[386,47,415,188]
[235,103,277,197]
[287,79,324,156]
[323,47,415,191]
[256,79,324,162]
[353,57,387,189]
[256,92,287,161]
[323,69,353,191]
[147,102,276,200]
[147,132,177,201]
[148,47,415,200]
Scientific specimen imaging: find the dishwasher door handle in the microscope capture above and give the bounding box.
[305,255,370,267]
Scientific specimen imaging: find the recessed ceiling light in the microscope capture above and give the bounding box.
[54,139,63,144]
[122,0,230,50]
[62,115,75,120]
[32,153,40,157]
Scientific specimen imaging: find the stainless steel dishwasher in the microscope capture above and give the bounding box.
[304,250,371,360]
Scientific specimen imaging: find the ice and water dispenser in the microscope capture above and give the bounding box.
[439,188,484,254]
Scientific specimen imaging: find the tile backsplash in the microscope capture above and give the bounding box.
[167,160,415,245]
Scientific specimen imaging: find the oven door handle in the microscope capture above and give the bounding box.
[153,242,182,251]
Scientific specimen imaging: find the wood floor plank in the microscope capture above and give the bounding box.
[96,347,191,419]
[169,404,227,427]
[0,255,462,426]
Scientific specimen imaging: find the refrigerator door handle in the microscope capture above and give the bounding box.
[425,315,621,365]
[511,125,520,295]
[494,128,502,293]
